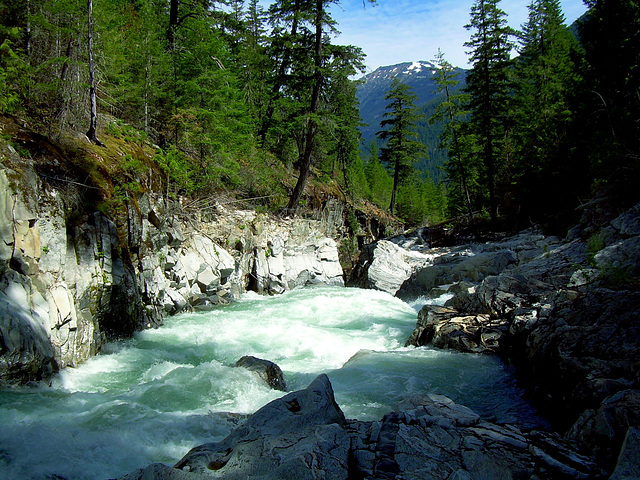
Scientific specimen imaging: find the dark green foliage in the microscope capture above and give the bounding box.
[511,0,582,227]
[395,173,447,226]
[0,24,23,113]
[377,78,426,214]
[430,50,480,219]
[364,151,392,209]
[464,0,515,223]
[3,0,638,230]
[576,0,640,201]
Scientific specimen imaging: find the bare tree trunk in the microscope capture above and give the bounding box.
[168,0,178,51]
[86,0,103,145]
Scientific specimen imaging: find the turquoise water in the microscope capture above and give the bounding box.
[0,286,545,480]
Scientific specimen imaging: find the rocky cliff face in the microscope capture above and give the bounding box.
[0,145,347,384]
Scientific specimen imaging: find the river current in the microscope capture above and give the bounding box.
[0,285,546,480]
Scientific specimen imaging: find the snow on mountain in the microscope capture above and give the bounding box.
[356,60,467,180]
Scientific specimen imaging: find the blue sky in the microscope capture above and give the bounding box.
[327,0,588,73]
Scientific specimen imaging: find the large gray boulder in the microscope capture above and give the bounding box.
[117,376,602,480]
[349,237,434,295]
[173,374,347,480]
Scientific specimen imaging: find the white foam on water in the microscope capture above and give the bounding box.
[0,285,546,480]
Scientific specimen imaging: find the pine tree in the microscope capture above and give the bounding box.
[464,0,515,223]
[326,44,367,199]
[0,23,25,114]
[512,0,579,222]
[237,0,270,119]
[263,0,372,213]
[430,49,477,218]
[86,0,102,145]
[376,78,426,215]
[365,153,393,209]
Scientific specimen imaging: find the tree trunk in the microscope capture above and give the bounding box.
[389,154,400,214]
[286,0,323,214]
[86,0,103,146]
[168,0,179,51]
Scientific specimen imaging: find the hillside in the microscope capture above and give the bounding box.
[356,61,467,181]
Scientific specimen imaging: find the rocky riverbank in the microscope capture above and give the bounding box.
[0,146,352,384]
[350,202,640,475]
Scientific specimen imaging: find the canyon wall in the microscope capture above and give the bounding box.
[0,145,348,384]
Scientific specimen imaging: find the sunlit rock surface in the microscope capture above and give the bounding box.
[0,151,344,383]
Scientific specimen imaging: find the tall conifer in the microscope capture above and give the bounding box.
[513,0,579,224]
[431,49,477,218]
[376,78,425,215]
[464,0,514,223]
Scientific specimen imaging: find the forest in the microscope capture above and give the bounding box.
[0,0,638,233]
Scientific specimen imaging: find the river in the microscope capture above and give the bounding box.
[0,285,547,480]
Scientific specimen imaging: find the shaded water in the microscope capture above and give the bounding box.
[0,286,546,480]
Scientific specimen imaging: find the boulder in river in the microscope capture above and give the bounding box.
[117,375,603,480]
[234,355,287,391]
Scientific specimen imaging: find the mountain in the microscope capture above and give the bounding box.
[356,61,467,181]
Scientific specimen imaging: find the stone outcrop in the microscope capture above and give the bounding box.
[118,375,603,480]
[392,204,640,473]
[348,228,561,297]
[0,147,345,384]
[234,355,287,391]
[404,305,507,354]
[348,234,433,295]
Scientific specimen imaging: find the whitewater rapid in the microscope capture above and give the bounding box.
[0,286,545,480]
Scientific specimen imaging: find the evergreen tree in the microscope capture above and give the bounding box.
[430,49,478,218]
[0,21,25,113]
[97,0,169,137]
[376,78,426,215]
[578,0,640,186]
[237,0,270,118]
[325,44,366,199]
[26,0,88,134]
[86,0,101,145]
[263,0,370,213]
[464,0,515,223]
[365,155,393,209]
[286,0,327,212]
[513,0,580,224]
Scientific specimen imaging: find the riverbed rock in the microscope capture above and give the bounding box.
[172,374,348,479]
[348,235,434,295]
[117,375,603,480]
[234,356,287,391]
[392,203,640,473]
[609,426,640,480]
[405,305,507,354]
